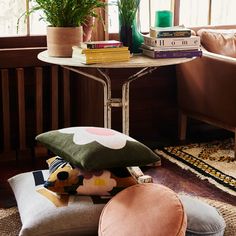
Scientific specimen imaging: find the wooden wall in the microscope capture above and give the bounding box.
[0,44,179,162]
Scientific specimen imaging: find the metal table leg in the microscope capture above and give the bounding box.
[62,66,158,183]
[63,66,111,128]
[122,67,158,134]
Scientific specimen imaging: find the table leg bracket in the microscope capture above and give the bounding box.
[127,166,153,183]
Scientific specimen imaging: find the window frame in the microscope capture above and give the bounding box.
[0,0,108,48]
[0,36,46,49]
[1,0,236,49]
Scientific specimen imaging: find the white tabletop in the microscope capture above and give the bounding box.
[38,50,194,68]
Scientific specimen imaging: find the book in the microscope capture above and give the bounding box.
[73,45,129,54]
[143,35,201,48]
[72,46,130,64]
[73,53,130,64]
[141,48,202,59]
[141,43,200,52]
[149,25,192,38]
[80,40,123,49]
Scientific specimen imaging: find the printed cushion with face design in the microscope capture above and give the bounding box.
[44,156,137,195]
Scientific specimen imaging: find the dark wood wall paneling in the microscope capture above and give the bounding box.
[106,66,178,140]
[0,44,179,161]
[72,65,178,141]
[0,36,47,49]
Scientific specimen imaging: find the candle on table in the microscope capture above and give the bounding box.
[155,10,173,27]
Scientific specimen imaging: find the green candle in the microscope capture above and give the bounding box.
[155,10,173,27]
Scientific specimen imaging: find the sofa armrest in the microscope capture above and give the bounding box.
[176,47,236,130]
[202,48,236,65]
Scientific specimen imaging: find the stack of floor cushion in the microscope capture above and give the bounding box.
[8,162,137,236]
[8,126,161,236]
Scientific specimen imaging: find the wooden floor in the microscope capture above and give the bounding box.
[142,126,236,206]
[1,126,235,208]
[144,158,236,206]
[0,157,48,208]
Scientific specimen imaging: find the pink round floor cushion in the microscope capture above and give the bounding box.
[98,183,187,236]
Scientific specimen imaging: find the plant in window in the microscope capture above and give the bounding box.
[23,0,105,27]
[18,0,106,57]
[116,0,143,54]
[117,0,140,27]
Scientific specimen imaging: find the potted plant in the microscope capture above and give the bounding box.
[117,0,143,54]
[18,0,106,57]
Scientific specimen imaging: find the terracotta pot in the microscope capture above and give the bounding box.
[47,27,83,57]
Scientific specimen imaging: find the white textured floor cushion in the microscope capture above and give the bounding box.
[8,170,107,236]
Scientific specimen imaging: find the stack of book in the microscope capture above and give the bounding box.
[141,25,202,59]
[72,40,130,64]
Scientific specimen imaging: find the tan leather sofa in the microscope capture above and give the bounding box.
[176,25,236,157]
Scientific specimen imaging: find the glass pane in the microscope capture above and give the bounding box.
[148,0,172,28]
[108,0,119,33]
[29,10,47,35]
[0,0,26,37]
[108,0,172,34]
[179,0,209,27]
[211,0,236,25]
[139,0,150,32]
[139,0,172,32]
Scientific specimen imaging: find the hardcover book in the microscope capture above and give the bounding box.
[80,40,123,49]
[141,43,200,52]
[73,46,129,54]
[141,48,202,59]
[149,25,192,38]
[143,35,201,48]
[72,47,130,64]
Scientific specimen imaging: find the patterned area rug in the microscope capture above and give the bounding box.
[0,207,21,236]
[155,138,236,196]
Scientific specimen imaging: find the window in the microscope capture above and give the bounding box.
[29,8,47,35]
[179,0,209,26]
[1,0,236,38]
[109,0,236,34]
[108,0,119,33]
[179,0,236,27]
[0,0,46,37]
[0,0,26,36]
[211,0,236,25]
[108,0,172,33]
[139,0,172,32]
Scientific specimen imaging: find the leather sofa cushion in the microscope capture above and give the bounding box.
[197,29,236,57]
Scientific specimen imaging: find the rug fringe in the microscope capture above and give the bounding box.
[155,150,236,197]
